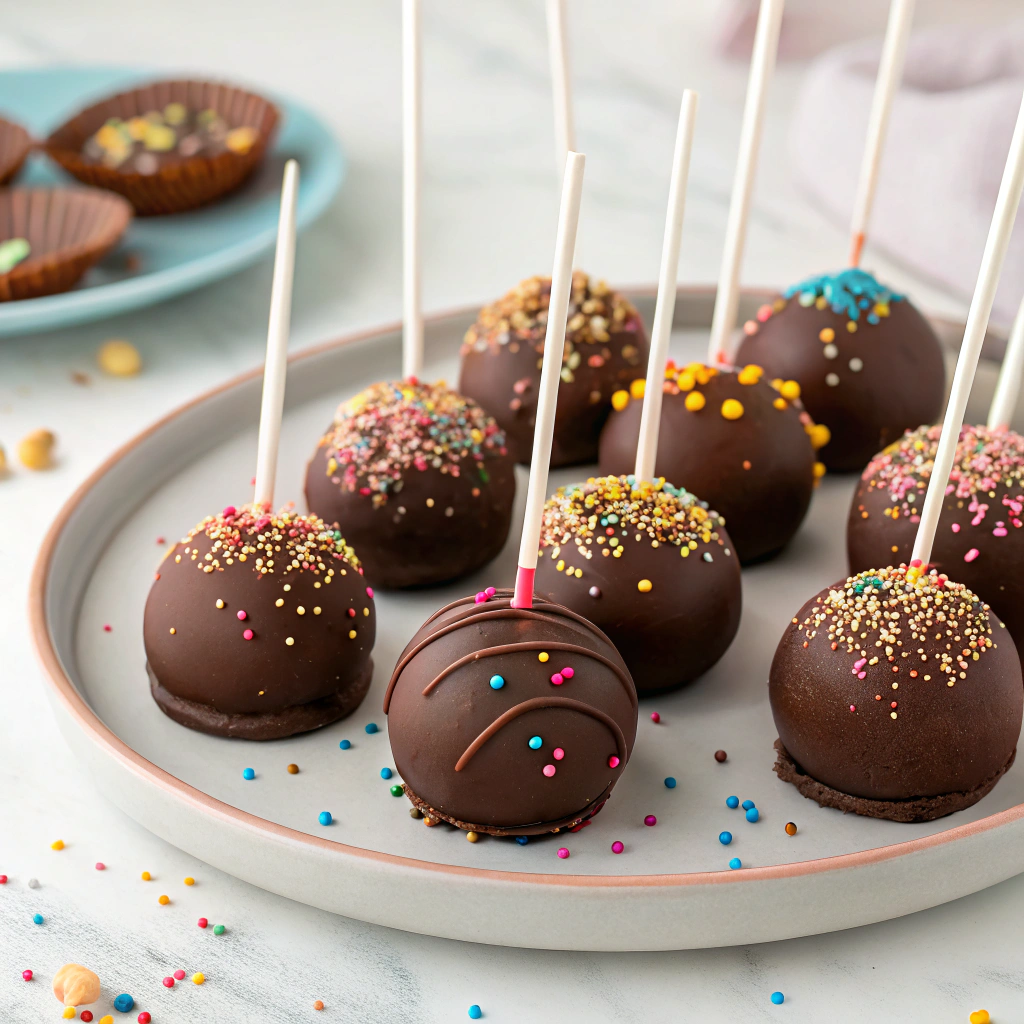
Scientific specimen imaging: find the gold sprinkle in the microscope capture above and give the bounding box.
[297,606,306,615]
[285,637,295,646]
[216,599,224,609]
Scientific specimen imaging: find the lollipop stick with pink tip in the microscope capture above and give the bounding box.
[511,152,586,609]
[911,91,1024,569]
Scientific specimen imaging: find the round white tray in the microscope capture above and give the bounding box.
[30,287,1024,951]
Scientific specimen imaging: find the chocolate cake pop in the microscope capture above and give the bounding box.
[145,505,376,740]
[598,361,826,563]
[733,268,946,472]
[770,564,1022,822]
[304,379,516,589]
[847,424,1024,651]
[459,272,648,466]
[384,588,637,834]
[536,475,740,695]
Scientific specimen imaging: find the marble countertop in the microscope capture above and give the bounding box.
[2,1,1024,1020]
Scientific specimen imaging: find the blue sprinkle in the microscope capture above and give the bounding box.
[782,267,901,321]
[746,807,760,823]
[468,1006,483,1020]
[32,913,44,925]
[528,736,543,750]
[729,857,742,870]
[719,831,732,845]
[771,991,785,1005]
[114,994,135,1013]
[664,776,677,789]
[489,674,505,690]
[726,795,739,809]
[381,768,393,780]
[514,836,529,845]
[339,739,351,750]
[242,767,255,781]
[867,312,880,324]
[318,811,333,826]
[365,723,379,734]
[741,799,755,811]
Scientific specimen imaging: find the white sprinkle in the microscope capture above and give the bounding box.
[849,357,863,372]
[826,373,840,387]
[823,344,838,359]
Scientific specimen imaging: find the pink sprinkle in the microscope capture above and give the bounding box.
[743,320,758,335]
[474,592,486,604]
[611,841,624,854]
[173,969,185,981]
[485,587,496,597]
[951,523,961,533]
[21,969,31,981]
[156,536,165,544]
[557,847,570,859]
[543,764,556,777]
[853,657,867,671]
[95,862,105,871]
[243,629,254,640]
[644,815,657,827]
[0,875,7,884]
[608,755,620,768]
[197,917,208,928]
[965,548,980,563]
[994,526,1008,537]
[757,303,773,322]
[561,666,574,679]
[857,672,866,680]
[910,558,922,568]
[366,587,374,599]
[222,505,237,517]
[850,705,856,712]
[359,486,372,496]
[237,610,247,621]
[163,977,174,988]
[649,712,660,723]
[103,624,112,632]
[550,673,564,685]
[347,608,356,617]
[553,748,565,761]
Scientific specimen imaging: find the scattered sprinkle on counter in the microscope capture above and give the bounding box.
[95,862,105,871]
[339,739,351,750]
[192,973,205,985]
[746,807,760,823]
[714,749,727,762]
[969,1011,991,1024]
[32,913,43,924]
[213,924,226,935]
[318,811,333,826]
[365,723,379,734]
[162,976,174,988]
[644,815,657,827]
[380,767,393,779]
[138,1012,151,1023]
[719,831,732,845]
[17,428,55,470]
[242,767,255,780]
[22,970,32,981]
[287,763,299,774]
[771,991,785,1005]
[741,799,755,811]
[51,839,64,850]
[183,876,195,886]
[466,831,480,843]
[664,776,676,788]
[390,785,404,797]
[557,847,570,859]
[726,796,739,809]
[611,841,624,854]
[140,871,151,881]
[468,1006,483,1020]
[649,712,660,723]
[158,894,169,905]
[197,917,208,928]
[173,969,185,980]
[729,858,742,870]
[97,339,142,377]
[313,1000,325,1011]
[785,822,798,836]
[113,995,134,1013]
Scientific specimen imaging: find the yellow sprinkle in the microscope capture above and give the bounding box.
[184,876,195,886]
[890,712,897,719]
[51,839,64,850]
[192,973,205,986]
[97,339,142,377]
[846,321,858,333]
[363,607,370,616]
[100,1017,114,1024]
[969,1011,991,1024]
[297,606,306,615]
[814,462,826,479]
[144,123,176,152]
[141,871,151,881]
[17,428,55,470]
[163,102,187,125]
[819,327,835,342]
[63,1008,76,1020]
[611,389,630,412]
[348,629,357,639]
[286,637,295,646]
[158,894,170,905]
[779,379,800,400]
[466,831,480,843]
[637,579,653,593]
[815,296,827,310]
[426,498,435,508]
[538,652,549,663]
[169,627,176,635]
[126,116,149,141]
[629,378,646,400]
[720,398,744,420]
[736,364,762,385]
[676,371,695,391]
[275,598,284,607]
[684,391,705,412]
[216,599,225,609]
[313,606,322,615]
[773,397,787,410]
[226,126,258,154]
[809,423,831,449]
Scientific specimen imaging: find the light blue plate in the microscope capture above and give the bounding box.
[0,67,345,337]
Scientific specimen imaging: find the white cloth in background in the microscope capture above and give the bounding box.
[790,20,1024,325]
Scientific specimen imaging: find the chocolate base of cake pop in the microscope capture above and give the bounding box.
[734,277,945,473]
[149,659,373,741]
[305,442,516,589]
[773,738,1016,823]
[402,782,613,837]
[598,367,819,564]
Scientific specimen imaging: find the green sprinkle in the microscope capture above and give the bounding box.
[389,784,404,797]
[0,238,30,274]
[213,924,226,935]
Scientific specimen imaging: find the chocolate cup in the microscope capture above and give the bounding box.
[0,115,32,185]
[0,187,132,302]
[44,79,280,216]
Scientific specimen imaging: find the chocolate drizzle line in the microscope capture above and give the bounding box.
[384,590,633,712]
[454,696,627,771]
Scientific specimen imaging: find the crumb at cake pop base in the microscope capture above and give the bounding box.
[32,296,1024,951]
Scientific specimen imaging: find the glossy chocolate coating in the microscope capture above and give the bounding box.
[385,590,638,834]
[734,290,945,473]
[770,570,1022,821]
[598,368,818,564]
[459,273,648,466]
[144,507,375,740]
[535,477,741,695]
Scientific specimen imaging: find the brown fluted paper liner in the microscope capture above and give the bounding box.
[0,116,33,186]
[0,188,132,302]
[44,79,280,216]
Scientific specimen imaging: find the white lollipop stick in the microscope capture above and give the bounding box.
[253,159,300,510]
[511,152,586,610]
[707,0,785,367]
[912,92,1024,568]
[987,295,1024,430]
[545,0,576,174]
[848,0,915,267]
[635,89,699,484]
[402,0,424,380]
